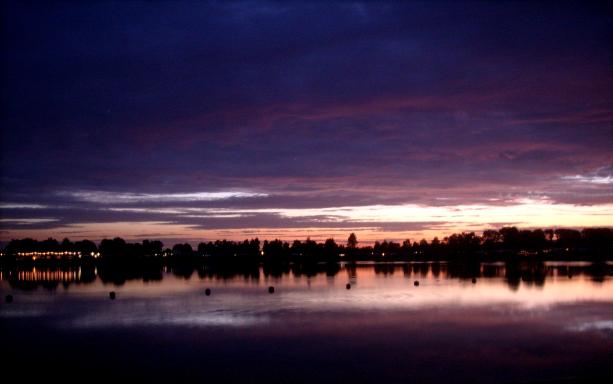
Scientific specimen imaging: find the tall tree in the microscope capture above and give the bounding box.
[347,233,358,249]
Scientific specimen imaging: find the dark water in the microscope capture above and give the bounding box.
[1,261,612,383]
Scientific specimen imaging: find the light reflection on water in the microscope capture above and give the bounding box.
[1,262,612,326]
[1,261,612,382]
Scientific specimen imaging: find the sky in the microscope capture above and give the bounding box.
[1,1,612,245]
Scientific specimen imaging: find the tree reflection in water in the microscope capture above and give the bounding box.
[2,260,611,291]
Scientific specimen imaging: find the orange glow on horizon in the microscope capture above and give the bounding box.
[2,199,612,245]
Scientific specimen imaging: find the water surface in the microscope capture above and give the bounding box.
[1,261,612,383]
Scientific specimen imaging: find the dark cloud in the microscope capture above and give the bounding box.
[1,1,612,240]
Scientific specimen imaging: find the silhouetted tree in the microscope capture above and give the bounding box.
[499,227,520,250]
[323,238,339,262]
[142,239,163,256]
[446,232,481,256]
[482,229,502,251]
[172,243,193,258]
[262,239,289,262]
[347,233,357,248]
[75,240,97,256]
[555,229,581,249]
[581,228,613,252]
[99,237,127,259]
[2,226,613,267]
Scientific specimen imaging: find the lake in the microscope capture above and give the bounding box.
[1,261,612,383]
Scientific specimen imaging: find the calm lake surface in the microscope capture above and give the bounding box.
[1,261,612,383]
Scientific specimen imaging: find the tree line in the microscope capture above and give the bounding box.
[1,226,612,263]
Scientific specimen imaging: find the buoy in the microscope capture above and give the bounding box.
[346,283,351,290]
[5,294,13,303]
[205,288,211,296]
[109,291,116,300]
[472,278,477,284]
[268,286,275,294]
[414,280,419,287]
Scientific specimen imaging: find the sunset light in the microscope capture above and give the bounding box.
[1,1,612,383]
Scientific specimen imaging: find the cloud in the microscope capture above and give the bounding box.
[562,175,613,185]
[0,204,47,209]
[2,195,612,243]
[62,190,268,204]
[1,2,612,242]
